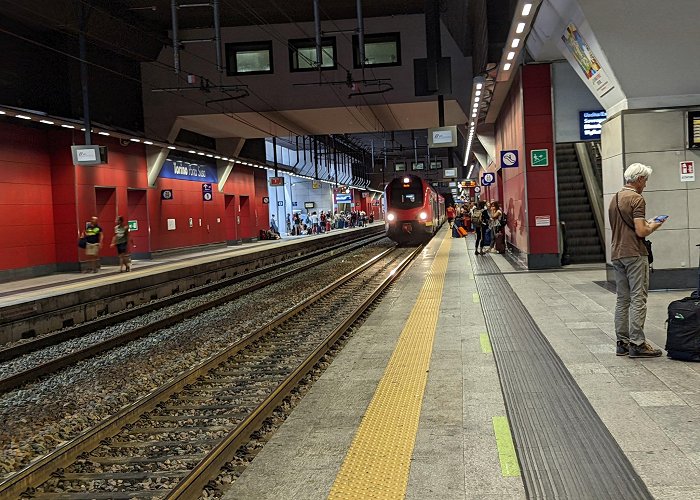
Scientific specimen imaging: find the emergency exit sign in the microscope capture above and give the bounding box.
[128,220,138,231]
[531,149,549,167]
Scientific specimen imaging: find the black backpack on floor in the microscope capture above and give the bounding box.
[666,244,700,361]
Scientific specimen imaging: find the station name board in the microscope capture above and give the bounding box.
[579,110,607,140]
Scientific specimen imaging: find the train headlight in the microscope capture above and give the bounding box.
[419,212,428,220]
[387,213,395,221]
[403,177,410,184]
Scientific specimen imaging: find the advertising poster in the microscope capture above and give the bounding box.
[561,23,614,98]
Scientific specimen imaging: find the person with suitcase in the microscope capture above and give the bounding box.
[608,163,666,358]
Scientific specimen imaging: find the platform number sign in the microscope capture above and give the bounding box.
[202,183,213,202]
[481,172,495,186]
[161,189,173,200]
[500,150,519,169]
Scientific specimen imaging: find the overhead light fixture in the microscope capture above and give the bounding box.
[0,111,5,115]
[98,131,110,136]
[61,124,75,129]
[476,83,483,90]
[475,90,481,96]
[188,150,196,154]
[522,3,532,16]
[474,97,480,102]
[516,22,526,33]
[143,140,154,145]
[15,114,31,120]
[507,51,516,60]
[130,138,141,142]
[197,152,205,156]
[504,63,512,71]
[168,146,176,150]
[40,119,54,125]
[511,38,520,48]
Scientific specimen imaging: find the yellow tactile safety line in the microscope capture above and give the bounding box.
[328,235,452,500]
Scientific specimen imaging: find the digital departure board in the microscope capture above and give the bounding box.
[689,110,700,149]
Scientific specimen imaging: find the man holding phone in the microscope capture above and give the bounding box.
[608,163,666,358]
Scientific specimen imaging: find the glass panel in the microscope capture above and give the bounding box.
[395,163,406,171]
[365,41,398,65]
[236,50,270,73]
[413,162,425,170]
[429,161,442,170]
[297,46,334,69]
[390,185,422,208]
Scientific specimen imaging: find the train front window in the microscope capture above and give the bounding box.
[390,186,423,208]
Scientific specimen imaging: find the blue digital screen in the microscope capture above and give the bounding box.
[579,110,607,140]
[336,193,352,203]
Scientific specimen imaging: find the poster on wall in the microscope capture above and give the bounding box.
[561,22,614,99]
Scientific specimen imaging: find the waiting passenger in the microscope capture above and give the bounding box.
[82,216,103,273]
[110,216,131,272]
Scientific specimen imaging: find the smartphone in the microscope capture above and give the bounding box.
[653,215,669,222]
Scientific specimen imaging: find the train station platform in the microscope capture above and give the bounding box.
[222,228,700,500]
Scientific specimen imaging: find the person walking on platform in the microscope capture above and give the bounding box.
[82,216,103,273]
[446,205,455,228]
[471,201,487,255]
[270,215,279,236]
[609,163,666,358]
[111,216,131,272]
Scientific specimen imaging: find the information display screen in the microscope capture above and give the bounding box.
[689,110,700,149]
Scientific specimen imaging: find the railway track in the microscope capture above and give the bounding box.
[1,245,421,499]
[0,234,386,394]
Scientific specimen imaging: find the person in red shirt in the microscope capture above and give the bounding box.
[446,205,455,228]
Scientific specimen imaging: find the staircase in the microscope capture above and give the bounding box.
[556,143,605,264]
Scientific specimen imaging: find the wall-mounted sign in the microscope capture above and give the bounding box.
[167,218,176,230]
[277,200,284,206]
[312,181,321,189]
[304,202,315,209]
[161,189,173,200]
[262,196,270,204]
[689,110,700,149]
[202,183,213,201]
[535,215,551,227]
[160,155,217,183]
[460,180,477,188]
[500,150,519,169]
[335,193,352,203]
[428,126,458,148]
[474,186,481,193]
[443,168,457,178]
[579,110,606,140]
[128,220,138,231]
[482,172,495,185]
[530,149,549,167]
[269,176,285,186]
[681,161,695,182]
[292,201,298,206]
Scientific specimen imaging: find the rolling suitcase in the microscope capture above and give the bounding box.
[494,232,505,254]
[457,226,468,237]
[666,244,700,361]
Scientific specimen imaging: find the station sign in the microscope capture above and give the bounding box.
[269,176,285,186]
[202,183,213,201]
[481,172,495,186]
[71,145,109,166]
[428,126,458,148]
[336,193,352,203]
[262,196,270,204]
[579,110,606,140]
[500,150,519,169]
[160,155,217,183]
[443,168,457,178]
[161,189,173,200]
[459,180,477,188]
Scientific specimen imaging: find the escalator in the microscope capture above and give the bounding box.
[556,143,605,264]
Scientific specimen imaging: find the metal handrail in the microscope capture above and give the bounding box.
[574,142,605,245]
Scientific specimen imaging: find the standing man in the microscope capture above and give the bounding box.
[446,205,455,228]
[270,214,279,236]
[83,216,103,273]
[608,163,666,358]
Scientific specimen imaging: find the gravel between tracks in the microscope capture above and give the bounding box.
[0,241,393,480]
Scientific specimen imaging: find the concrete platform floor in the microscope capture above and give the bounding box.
[221,230,700,500]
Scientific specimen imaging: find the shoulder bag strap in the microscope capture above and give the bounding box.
[615,192,637,232]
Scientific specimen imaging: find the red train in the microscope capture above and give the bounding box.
[383,175,445,243]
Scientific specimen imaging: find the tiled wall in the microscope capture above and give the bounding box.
[601,109,700,271]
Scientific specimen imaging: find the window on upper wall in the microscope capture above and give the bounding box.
[226,41,273,75]
[429,160,442,170]
[394,162,406,172]
[289,37,337,72]
[353,33,401,68]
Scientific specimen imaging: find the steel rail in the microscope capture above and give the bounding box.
[0,244,410,499]
[0,234,387,393]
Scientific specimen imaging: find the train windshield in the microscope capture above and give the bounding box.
[390,184,423,208]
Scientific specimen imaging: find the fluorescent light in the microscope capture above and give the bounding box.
[472,112,477,117]
[98,131,110,136]
[197,152,205,156]
[188,150,196,153]
[473,103,479,108]
[61,124,75,129]
[15,114,31,120]
[143,140,154,145]
[511,38,520,48]
[504,63,512,71]
[214,155,221,159]
[40,119,54,125]
[476,83,483,90]
[507,51,515,60]
[206,154,213,157]
[516,22,526,33]
[522,3,532,16]
[168,146,176,150]
[130,138,141,142]
[475,90,481,96]
[0,111,5,115]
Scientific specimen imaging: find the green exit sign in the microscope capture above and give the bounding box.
[128,220,138,231]
[530,149,549,167]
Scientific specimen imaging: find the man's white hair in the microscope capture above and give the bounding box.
[624,163,653,183]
